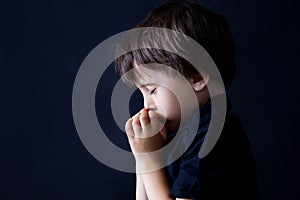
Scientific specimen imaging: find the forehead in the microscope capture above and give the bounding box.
[131,65,171,87]
[133,62,176,77]
[132,66,190,91]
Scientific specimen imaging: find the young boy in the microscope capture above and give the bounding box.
[115,1,259,199]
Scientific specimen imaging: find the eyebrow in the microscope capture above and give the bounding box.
[138,83,156,88]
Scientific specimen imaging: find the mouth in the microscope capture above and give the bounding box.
[145,108,165,121]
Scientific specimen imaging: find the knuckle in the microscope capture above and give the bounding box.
[131,116,138,123]
[139,114,148,120]
[148,110,157,118]
[125,125,131,132]
[125,120,131,129]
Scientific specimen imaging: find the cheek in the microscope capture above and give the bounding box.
[158,94,181,118]
[169,98,181,114]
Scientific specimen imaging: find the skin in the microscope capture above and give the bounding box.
[125,66,212,200]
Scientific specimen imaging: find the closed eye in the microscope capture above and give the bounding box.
[149,88,156,95]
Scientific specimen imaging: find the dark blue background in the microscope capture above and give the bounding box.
[1,0,299,199]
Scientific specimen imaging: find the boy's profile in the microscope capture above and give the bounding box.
[115,0,259,199]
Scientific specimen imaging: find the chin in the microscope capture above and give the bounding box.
[165,121,180,133]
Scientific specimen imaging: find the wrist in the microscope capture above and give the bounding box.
[135,152,166,173]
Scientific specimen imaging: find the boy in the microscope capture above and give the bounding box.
[115,1,259,199]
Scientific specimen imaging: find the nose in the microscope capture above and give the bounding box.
[143,95,155,110]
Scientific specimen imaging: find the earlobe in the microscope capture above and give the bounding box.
[192,74,210,92]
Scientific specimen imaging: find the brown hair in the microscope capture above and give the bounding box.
[115,0,236,89]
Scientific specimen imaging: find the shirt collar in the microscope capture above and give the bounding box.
[168,93,231,139]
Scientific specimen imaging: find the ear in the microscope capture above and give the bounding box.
[190,74,210,92]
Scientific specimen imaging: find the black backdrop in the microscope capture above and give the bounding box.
[1,0,300,199]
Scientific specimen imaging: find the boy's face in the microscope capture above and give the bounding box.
[134,66,199,132]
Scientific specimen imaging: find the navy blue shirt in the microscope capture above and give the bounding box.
[166,95,259,199]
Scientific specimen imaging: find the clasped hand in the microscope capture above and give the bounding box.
[125,108,167,154]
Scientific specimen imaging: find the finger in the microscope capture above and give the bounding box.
[131,108,146,119]
[132,112,141,126]
[125,119,134,137]
[140,109,150,129]
[132,117,142,137]
[148,110,165,134]
[148,110,160,125]
[147,111,162,134]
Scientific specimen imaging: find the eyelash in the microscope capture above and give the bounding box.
[149,88,156,95]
